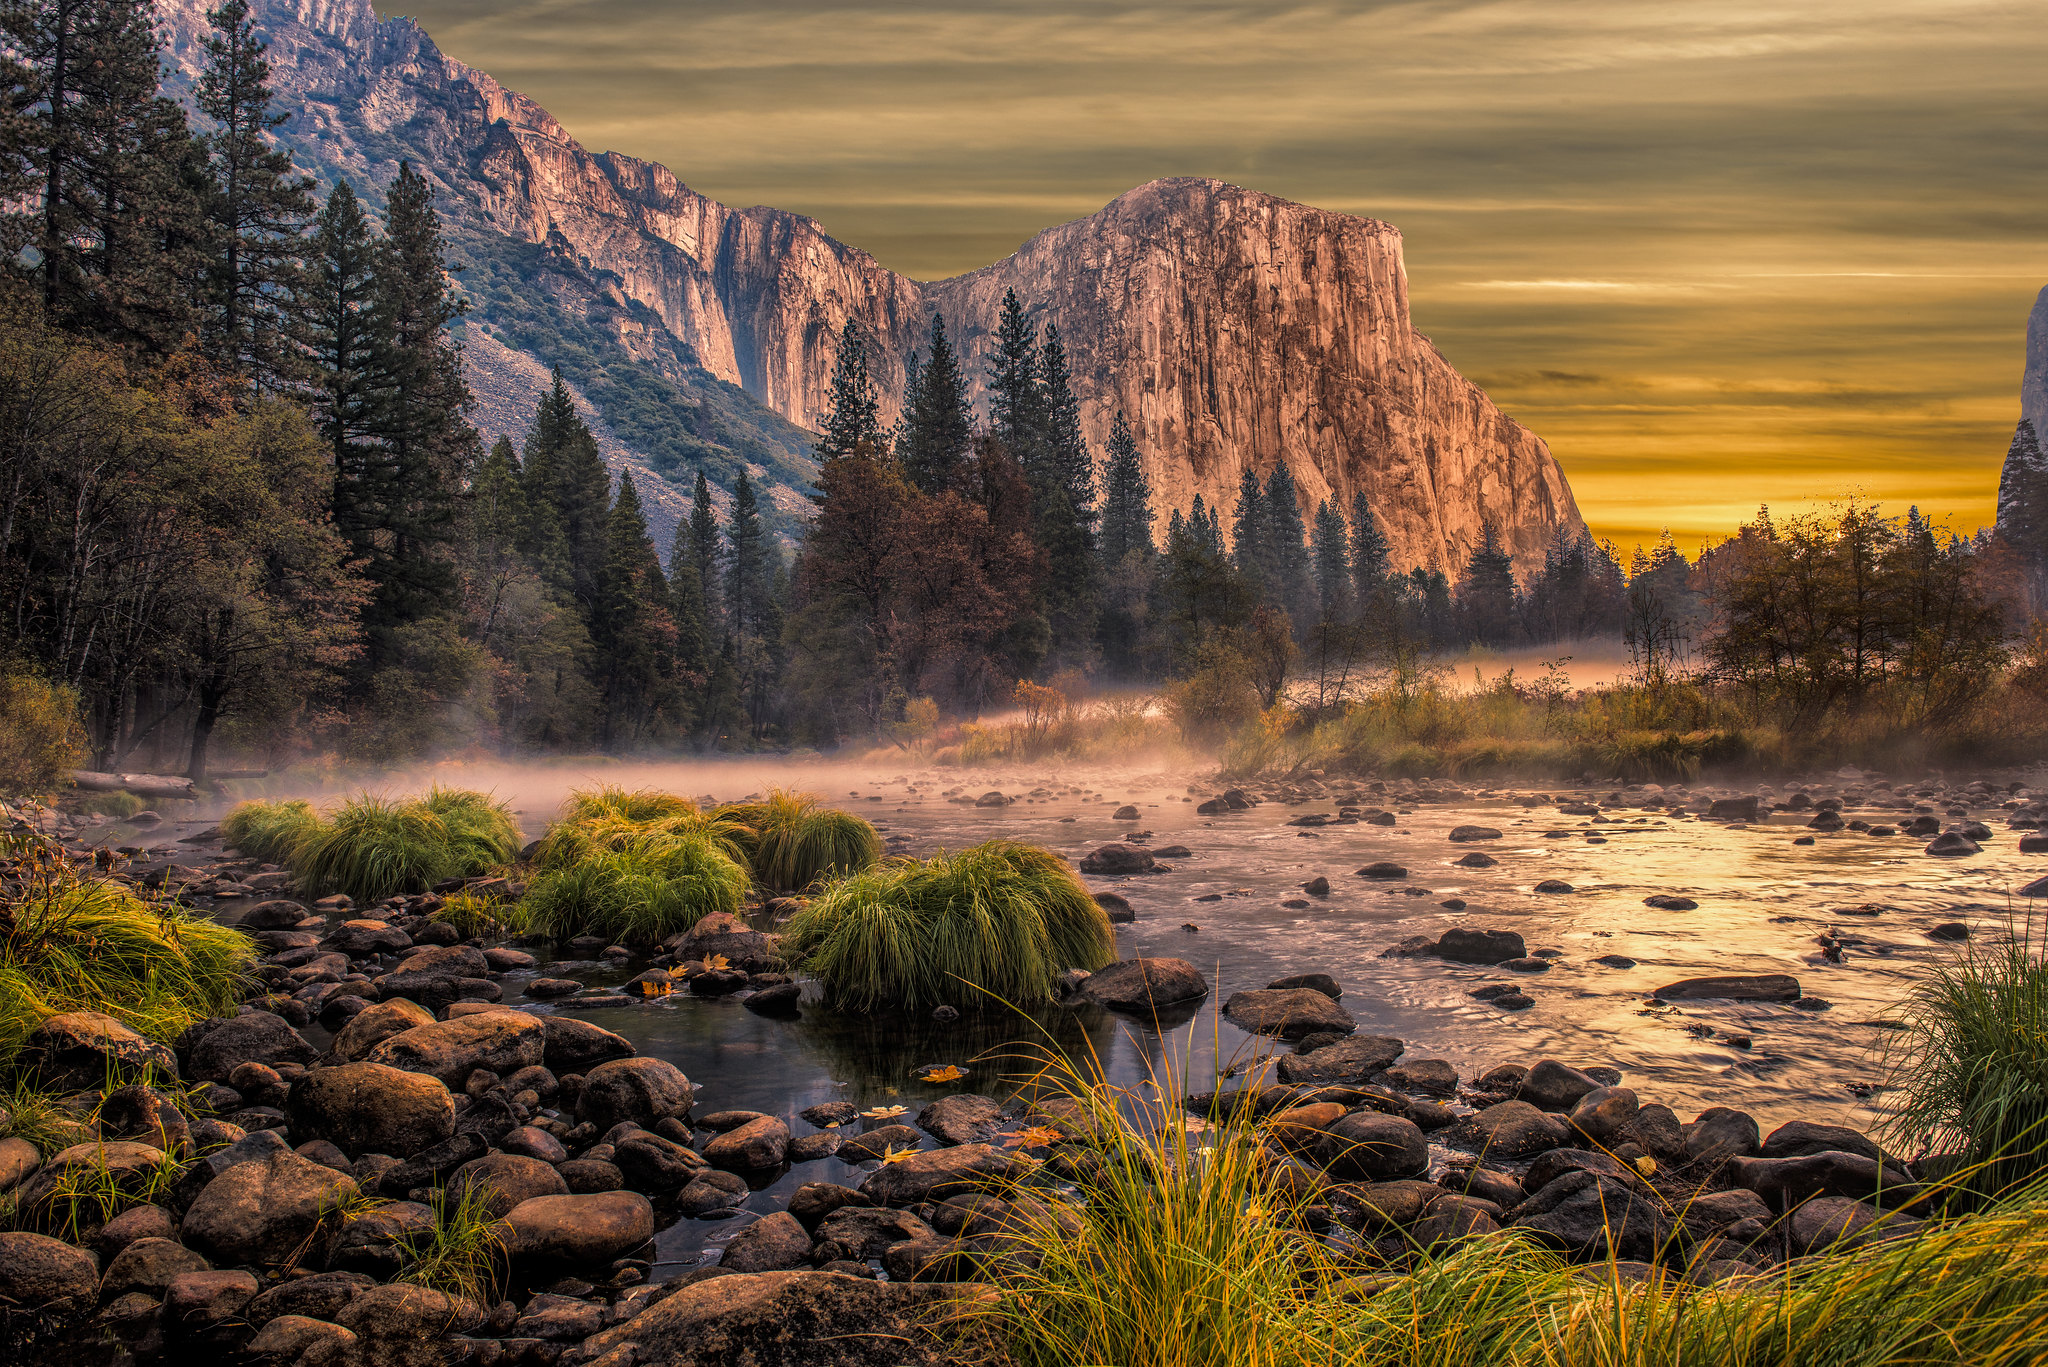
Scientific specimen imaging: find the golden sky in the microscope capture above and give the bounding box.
[402,0,2047,555]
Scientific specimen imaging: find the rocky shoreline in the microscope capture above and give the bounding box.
[0,768,2042,1366]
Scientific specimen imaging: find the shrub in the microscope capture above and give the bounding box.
[781,840,1115,1013]
[0,670,85,797]
[739,790,882,891]
[0,841,253,1061]
[220,798,322,865]
[522,831,749,946]
[1884,917,2048,1197]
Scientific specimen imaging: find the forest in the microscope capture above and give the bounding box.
[1,0,2045,791]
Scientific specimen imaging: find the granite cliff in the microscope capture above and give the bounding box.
[156,0,1585,572]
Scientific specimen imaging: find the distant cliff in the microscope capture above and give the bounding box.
[1995,285,2048,570]
[156,0,1586,572]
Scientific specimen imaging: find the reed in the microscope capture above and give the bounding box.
[416,786,522,872]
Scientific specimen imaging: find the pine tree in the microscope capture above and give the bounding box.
[988,288,1044,463]
[688,471,722,635]
[1231,467,1267,587]
[1998,418,2048,571]
[814,318,884,461]
[897,313,972,496]
[4,0,207,354]
[1264,462,1312,625]
[725,470,770,642]
[1097,412,1154,565]
[1349,490,1391,612]
[591,471,671,747]
[306,181,384,565]
[197,0,313,393]
[667,515,709,707]
[1311,500,1351,623]
[1039,325,1092,521]
[521,369,609,609]
[1456,522,1519,646]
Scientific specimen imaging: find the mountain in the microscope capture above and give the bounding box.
[154,0,1586,573]
[1995,285,2048,571]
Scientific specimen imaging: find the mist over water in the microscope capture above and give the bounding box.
[147,752,2047,1275]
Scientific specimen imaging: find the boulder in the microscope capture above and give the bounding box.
[613,1132,709,1192]
[1789,1196,1921,1255]
[322,920,412,956]
[669,912,783,972]
[719,1211,813,1272]
[1357,862,1407,879]
[331,998,435,1062]
[365,1011,545,1087]
[500,1191,655,1270]
[97,1084,191,1155]
[1759,1120,1886,1163]
[1519,1060,1603,1113]
[837,1125,923,1164]
[1566,1087,1640,1145]
[1448,825,1502,842]
[917,1095,1004,1146]
[1074,958,1209,1013]
[0,1137,39,1194]
[1274,1035,1404,1084]
[240,900,315,930]
[578,1057,694,1132]
[244,1314,357,1367]
[91,1204,174,1261]
[161,1268,259,1342]
[1435,929,1526,965]
[859,1144,1032,1207]
[1223,988,1357,1040]
[333,1285,486,1367]
[537,1016,635,1074]
[559,1159,625,1194]
[1093,891,1136,923]
[14,1141,170,1227]
[1509,1173,1673,1260]
[573,1269,1007,1367]
[322,1200,435,1278]
[243,1270,374,1328]
[1319,1112,1428,1180]
[1382,1059,1458,1095]
[373,944,490,998]
[812,1206,938,1262]
[1924,831,1980,857]
[1268,972,1341,999]
[99,1237,209,1299]
[20,1011,177,1090]
[180,1148,356,1266]
[284,1062,455,1159]
[1651,975,1801,1003]
[447,1153,569,1219]
[678,1171,752,1215]
[1708,796,1761,821]
[1078,843,1156,875]
[1724,1151,1918,1208]
[1682,1108,1762,1167]
[1443,1101,1569,1159]
[0,1231,99,1314]
[187,1012,314,1083]
[704,1116,792,1170]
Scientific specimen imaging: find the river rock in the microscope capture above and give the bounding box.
[1789,1196,1921,1255]
[1519,1060,1604,1112]
[1708,797,1761,821]
[1566,1087,1640,1144]
[1079,843,1156,875]
[614,1131,710,1191]
[1682,1107,1762,1166]
[1223,988,1357,1040]
[1924,831,1980,856]
[574,1269,1006,1367]
[1320,1112,1428,1180]
[181,1148,356,1266]
[99,1237,209,1299]
[1383,1059,1458,1095]
[285,1062,454,1158]
[162,1267,259,1343]
[538,1015,635,1073]
[322,919,412,956]
[1509,1172,1673,1260]
[365,1010,545,1087]
[0,1231,98,1315]
[705,1116,792,1170]
[1444,1101,1569,1159]
[1651,974,1801,1003]
[1357,862,1407,879]
[917,1094,1004,1146]
[245,1314,357,1367]
[1268,972,1342,999]
[331,998,434,1062]
[20,1011,178,1090]
[577,1057,693,1132]
[1275,1034,1405,1084]
[445,1153,569,1219]
[1075,957,1209,1013]
[838,1125,922,1164]
[187,1012,314,1082]
[1448,825,1502,842]
[322,1200,435,1277]
[859,1144,1031,1207]
[1759,1120,1886,1163]
[333,1285,485,1367]
[0,1138,39,1194]
[1724,1151,1918,1208]
[677,1170,750,1215]
[559,1159,625,1193]
[669,912,784,972]
[1435,928,1526,964]
[719,1211,813,1272]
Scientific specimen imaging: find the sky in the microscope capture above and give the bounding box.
[400,0,2047,554]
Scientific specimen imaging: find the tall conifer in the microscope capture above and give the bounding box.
[897,314,972,495]
[815,319,884,461]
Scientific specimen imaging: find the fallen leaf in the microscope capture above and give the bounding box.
[1000,1125,1063,1149]
[917,1065,966,1084]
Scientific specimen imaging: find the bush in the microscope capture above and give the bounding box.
[0,670,85,797]
[220,798,321,865]
[733,790,882,892]
[0,841,253,1061]
[781,841,1115,1013]
[522,831,750,946]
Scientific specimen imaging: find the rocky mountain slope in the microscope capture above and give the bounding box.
[1996,285,2048,569]
[155,0,1585,572]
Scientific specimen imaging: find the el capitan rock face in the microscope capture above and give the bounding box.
[155,0,1585,571]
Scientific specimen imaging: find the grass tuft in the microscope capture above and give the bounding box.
[781,840,1113,1013]
[219,797,321,864]
[431,890,531,941]
[523,831,749,946]
[740,790,883,891]
[290,789,518,904]
[396,1181,507,1303]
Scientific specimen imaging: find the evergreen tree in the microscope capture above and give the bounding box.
[521,369,608,609]
[1264,461,1312,625]
[1231,467,1267,587]
[1349,490,1392,612]
[814,319,884,461]
[725,470,770,642]
[1311,499,1351,623]
[1039,325,1093,522]
[4,0,207,354]
[306,181,384,568]
[197,0,313,393]
[1097,411,1154,564]
[688,470,723,634]
[591,471,671,747]
[988,287,1043,461]
[667,515,709,690]
[1456,522,1519,646]
[1999,418,2048,573]
[897,314,972,495]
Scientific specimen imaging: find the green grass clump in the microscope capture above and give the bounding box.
[291,789,518,904]
[523,831,749,946]
[431,890,531,941]
[219,797,321,864]
[534,787,750,871]
[1883,917,2048,1197]
[562,785,698,824]
[0,848,253,1061]
[780,840,1114,1013]
[75,790,142,820]
[396,1182,506,1303]
[741,790,882,892]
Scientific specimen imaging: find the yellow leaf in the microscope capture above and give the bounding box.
[918,1065,965,1084]
[862,1104,908,1120]
[1001,1125,1063,1149]
[880,1144,916,1164]
[1634,1155,1658,1177]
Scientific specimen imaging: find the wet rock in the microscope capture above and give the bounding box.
[245,1272,373,1332]
[1519,1060,1604,1113]
[372,1132,487,1196]
[812,1206,937,1262]
[333,1284,486,1367]
[917,1095,1004,1146]
[614,1132,710,1192]
[182,1148,356,1266]
[1092,891,1136,923]
[577,1057,693,1132]
[1454,852,1498,868]
[1079,843,1156,875]
[720,1211,813,1272]
[525,977,583,998]
[1708,797,1761,821]
[800,1101,859,1129]
[1682,1107,1762,1167]
[504,1191,655,1266]
[0,1231,98,1316]
[1566,1087,1640,1145]
[670,912,784,972]
[1435,928,1526,965]
[365,1010,545,1088]
[99,1084,192,1154]
[1759,1120,1886,1163]
[1320,1113,1428,1180]
[1510,1173,1673,1260]
[448,1153,569,1219]
[1789,1196,1921,1255]
[322,1200,435,1277]
[1357,862,1407,879]
[1302,876,1331,895]
[1594,954,1636,969]
[1224,988,1357,1040]
[1501,957,1550,973]
[1651,974,1801,1003]
[100,1237,209,1299]
[573,1269,1005,1367]
[745,982,803,1015]
[859,1144,1032,1207]
[285,1062,454,1158]
[244,1314,356,1366]
[1443,1101,1569,1159]
[1725,1151,1918,1208]
[1448,826,1502,843]
[1112,805,1141,820]
[1382,1059,1458,1095]
[501,1126,570,1165]
[677,1171,751,1216]
[539,1015,635,1073]
[1075,957,1209,1013]
[323,919,411,956]
[1643,894,1699,911]
[1268,972,1341,999]
[332,998,435,1062]
[1275,1035,1405,1084]
[21,1010,178,1090]
[240,900,316,930]
[161,1268,258,1344]
[559,1159,625,1194]
[1534,879,1575,894]
[705,1116,792,1170]
[1928,922,1971,941]
[91,1204,174,1261]
[838,1125,922,1164]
